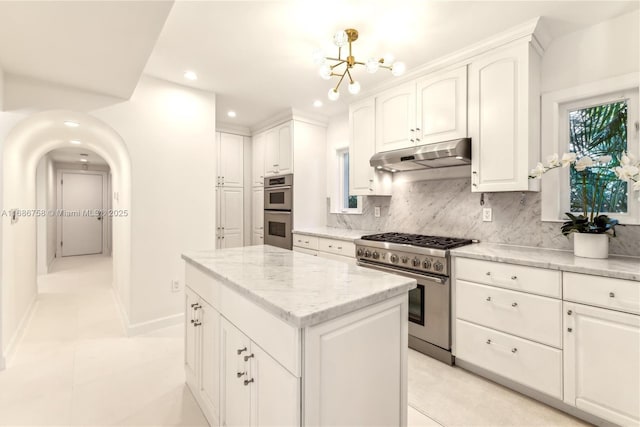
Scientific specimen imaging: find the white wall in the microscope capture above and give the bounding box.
[92,75,216,327]
[36,154,56,275]
[541,10,639,93]
[325,113,349,213]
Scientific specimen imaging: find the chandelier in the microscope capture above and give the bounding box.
[314,28,405,101]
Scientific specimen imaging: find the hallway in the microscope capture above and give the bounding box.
[0,255,207,426]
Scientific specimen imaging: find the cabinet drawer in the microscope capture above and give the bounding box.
[457,280,562,347]
[455,257,561,298]
[456,319,562,399]
[318,238,356,258]
[317,251,357,266]
[564,272,640,315]
[292,234,318,250]
[293,246,318,257]
[186,263,221,311]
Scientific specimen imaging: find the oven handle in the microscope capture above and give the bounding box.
[357,260,446,285]
[264,211,291,215]
[265,185,292,191]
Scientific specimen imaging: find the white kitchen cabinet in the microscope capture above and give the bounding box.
[217,132,244,188]
[264,122,293,177]
[564,302,640,426]
[251,187,263,245]
[375,82,417,153]
[468,41,540,192]
[221,318,252,427]
[292,233,356,264]
[185,287,221,426]
[252,132,265,186]
[416,66,467,144]
[349,97,392,196]
[217,187,244,249]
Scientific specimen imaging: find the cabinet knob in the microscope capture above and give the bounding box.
[193,321,202,327]
[237,347,247,355]
[416,127,421,131]
[511,302,518,307]
[485,271,491,276]
[243,378,254,386]
[328,245,333,248]
[304,240,309,244]
[485,296,491,302]
[473,183,477,187]
[410,128,415,132]
[511,348,518,354]
[609,292,615,298]
[415,138,421,142]
[337,246,342,250]
[472,171,478,174]
[244,353,255,361]
[410,139,415,142]
[567,327,573,333]
[511,276,517,280]
[236,371,246,378]
[567,310,572,315]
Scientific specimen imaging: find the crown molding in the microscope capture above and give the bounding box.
[250,108,328,135]
[216,121,251,136]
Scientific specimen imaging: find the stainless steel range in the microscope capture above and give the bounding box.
[355,233,474,365]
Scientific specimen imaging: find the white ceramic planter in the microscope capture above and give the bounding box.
[573,233,609,259]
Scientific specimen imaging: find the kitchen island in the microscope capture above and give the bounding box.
[182,245,416,427]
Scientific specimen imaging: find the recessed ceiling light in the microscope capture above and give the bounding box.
[313,100,323,108]
[391,169,397,173]
[69,140,81,145]
[184,71,198,81]
[455,156,464,160]
[80,158,88,163]
[64,120,79,128]
[227,111,237,118]
[376,166,382,169]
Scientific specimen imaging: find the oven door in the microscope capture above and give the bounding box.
[264,211,292,250]
[264,186,292,211]
[357,260,450,350]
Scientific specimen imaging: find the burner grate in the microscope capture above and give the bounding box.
[361,232,472,250]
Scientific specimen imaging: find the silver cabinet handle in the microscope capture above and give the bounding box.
[244,353,254,361]
[486,296,491,301]
[237,347,247,355]
[328,245,333,248]
[511,348,518,353]
[486,271,491,276]
[304,240,309,244]
[511,302,518,307]
[567,327,573,333]
[567,310,572,315]
[243,378,254,386]
[193,321,201,327]
[511,276,517,280]
[609,292,615,298]
[237,371,246,378]
[337,246,342,250]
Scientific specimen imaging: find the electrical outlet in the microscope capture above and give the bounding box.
[171,280,181,292]
[482,208,492,222]
[374,206,381,218]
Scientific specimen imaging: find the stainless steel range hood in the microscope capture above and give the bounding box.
[369,138,471,172]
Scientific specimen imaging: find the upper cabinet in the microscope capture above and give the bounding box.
[468,41,540,192]
[349,97,392,196]
[416,66,468,144]
[217,132,244,187]
[265,121,293,177]
[374,65,468,153]
[252,132,265,186]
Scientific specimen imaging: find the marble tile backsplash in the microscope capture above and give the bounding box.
[327,178,640,257]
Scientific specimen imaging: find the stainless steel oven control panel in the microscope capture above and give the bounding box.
[355,245,447,276]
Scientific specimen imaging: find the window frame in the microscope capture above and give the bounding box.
[541,73,639,225]
[336,147,362,214]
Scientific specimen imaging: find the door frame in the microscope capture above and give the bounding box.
[56,169,109,257]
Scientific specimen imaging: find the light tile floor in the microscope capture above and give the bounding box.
[0,255,590,426]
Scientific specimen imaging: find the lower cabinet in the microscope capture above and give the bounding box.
[292,233,356,265]
[564,302,640,426]
[186,287,221,425]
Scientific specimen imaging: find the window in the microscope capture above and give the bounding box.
[337,148,362,213]
[541,74,639,224]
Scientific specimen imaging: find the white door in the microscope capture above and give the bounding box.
[349,97,376,196]
[221,319,251,427]
[219,187,244,249]
[199,299,221,425]
[564,302,640,426]
[252,133,265,186]
[276,122,293,175]
[264,129,278,177]
[61,172,103,256]
[375,82,416,152]
[219,133,244,187]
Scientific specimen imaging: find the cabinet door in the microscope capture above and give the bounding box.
[219,188,244,248]
[468,43,531,192]
[375,82,416,153]
[221,319,252,427]
[252,133,265,186]
[416,66,467,144]
[349,97,375,196]
[252,188,263,234]
[252,231,264,246]
[276,122,293,175]
[564,302,640,425]
[199,299,221,425]
[185,287,199,390]
[250,344,300,427]
[264,129,278,177]
[219,133,244,187]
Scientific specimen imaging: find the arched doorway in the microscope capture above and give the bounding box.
[1,109,132,364]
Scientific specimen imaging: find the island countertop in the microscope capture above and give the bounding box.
[182,245,416,328]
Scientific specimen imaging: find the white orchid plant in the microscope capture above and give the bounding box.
[529,152,640,236]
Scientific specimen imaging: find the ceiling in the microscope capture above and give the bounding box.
[144,0,639,129]
[48,147,109,167]
[0,1,173,99]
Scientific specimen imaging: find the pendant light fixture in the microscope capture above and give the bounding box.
[314,29,405,101]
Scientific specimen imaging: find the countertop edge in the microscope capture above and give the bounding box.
[292,228,373,242]
[182,254,417,328]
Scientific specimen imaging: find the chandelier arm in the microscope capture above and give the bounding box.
[334,68,348,92]
[346,68,355,84]
[328,60,346,70]
[338,46,342,60]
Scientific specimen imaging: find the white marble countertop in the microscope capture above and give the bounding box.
[291,226,375,242]
[451,242,640,281]
[182,245,416,328]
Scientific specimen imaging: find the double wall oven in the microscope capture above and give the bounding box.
[355,233,473,365]
[263,174,293,250]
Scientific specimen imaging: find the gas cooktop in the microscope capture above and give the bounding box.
[360,232,473,250]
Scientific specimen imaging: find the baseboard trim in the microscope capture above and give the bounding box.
[127,313,184,336]
[2,294,38,368]
[455,359,617,427]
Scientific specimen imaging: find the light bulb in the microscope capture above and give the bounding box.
[391,61,406,77]
[328,88,340,101]
[365,58,380,73]
[383,53,395,65]
[312,49,326,66]
[184,70,198,81]
[333,30,348,47]
[319,64,332,80]
[348,81,361,95]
